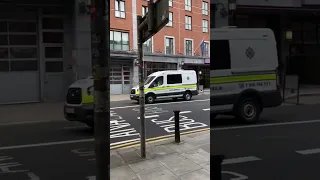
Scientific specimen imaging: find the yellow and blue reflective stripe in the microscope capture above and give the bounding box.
[82,90,94,103]
[210,73,276,84]
[136,84,197,95]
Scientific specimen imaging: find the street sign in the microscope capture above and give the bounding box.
[140,0,169,42]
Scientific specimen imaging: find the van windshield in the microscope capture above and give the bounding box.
[144,76,155,85]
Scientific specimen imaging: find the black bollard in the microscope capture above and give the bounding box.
[173,110,180,143]
[211,155,225,180]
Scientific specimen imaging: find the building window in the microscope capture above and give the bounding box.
[167,74,182,84]
[165,37,174,55]
[167,12,173,27]
[169,0,173,7]
[115,0,125,18]
[185,0,192,11]
[202,19,208,33]
[211,40,231,70]
[185,16,192,30]
[144,62,177,77]
[110,65,122,84]
[185,39,193,56]
[0,20,38,72]
[203,41,209,57]
[143,38,153,53]
[110,31,129,51]
[202,1,208,15]
[142,6,148,17]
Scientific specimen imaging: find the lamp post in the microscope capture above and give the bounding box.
[228,0,237,26]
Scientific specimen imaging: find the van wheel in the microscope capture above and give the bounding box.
[146,94,155,104]
[235,96,261,124]
[183,91,192,101]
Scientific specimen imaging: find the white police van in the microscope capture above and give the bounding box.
[210,27,282,123]
[130,70,199,104]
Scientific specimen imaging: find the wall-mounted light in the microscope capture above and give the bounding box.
[285,30,293,41]
[199,71,202,75]
[179,60,185,67]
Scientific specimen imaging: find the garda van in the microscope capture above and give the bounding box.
[130,70,199,104]
[64,76,95,127]
[210,27,282,123]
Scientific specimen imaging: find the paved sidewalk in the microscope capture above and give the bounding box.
[110,130,210,180]
[283,85,320,99]
[0,102,65,124]
[282,85,320,105]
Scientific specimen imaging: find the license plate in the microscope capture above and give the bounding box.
[130,95,134,98]
[66,108,74,114]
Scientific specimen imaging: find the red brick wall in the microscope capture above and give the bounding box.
[110,0,210,55]
[110,0,134,50]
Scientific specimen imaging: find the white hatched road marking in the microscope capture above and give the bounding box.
[222,156,261,165]
[179,111,192,114]
[137,115,159,119]
[110,99,209,110]
[222,171,248,180]
[203,108,210,111]
[296,148,320,155]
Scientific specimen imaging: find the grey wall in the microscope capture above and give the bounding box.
[302,0,320,5]
[237,0,301,7]
[73,0,92,80]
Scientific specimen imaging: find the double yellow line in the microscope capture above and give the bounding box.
[110,128,210,150]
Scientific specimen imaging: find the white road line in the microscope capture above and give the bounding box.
[137,115,160,119]
[0,139,94,150]
[222,171,248,180]
[110,99,209,110]
[0,138,140,151]
[180,111,192,114]
[212,119,320,131]
[203,108,210,111]
[0,120,65,126]
[222,156,261,165]
[296,148,320,155]
[62,126,88,130]
[27,172,40,180]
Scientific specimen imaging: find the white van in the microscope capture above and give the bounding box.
[130,70,199,104]
[210,27,282,123]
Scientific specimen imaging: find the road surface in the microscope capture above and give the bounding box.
[212,104,320,180]
[0,95,209,180]
[1,95,320,179]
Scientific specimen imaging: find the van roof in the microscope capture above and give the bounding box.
[149,70,195,76]
[210,28,275,41]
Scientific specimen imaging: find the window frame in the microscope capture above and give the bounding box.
[142,5,148,17]
[185,0,192,11]
[143,37,153,53]
[202,1,208,15]
[166,12,173,27]
[184,38,194,56]
[203,41,210,57]
[185,15,192,30]
[110,30,130,51]
[164,36,175,55]
[202,19,208,33]
[115,0,126,19]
